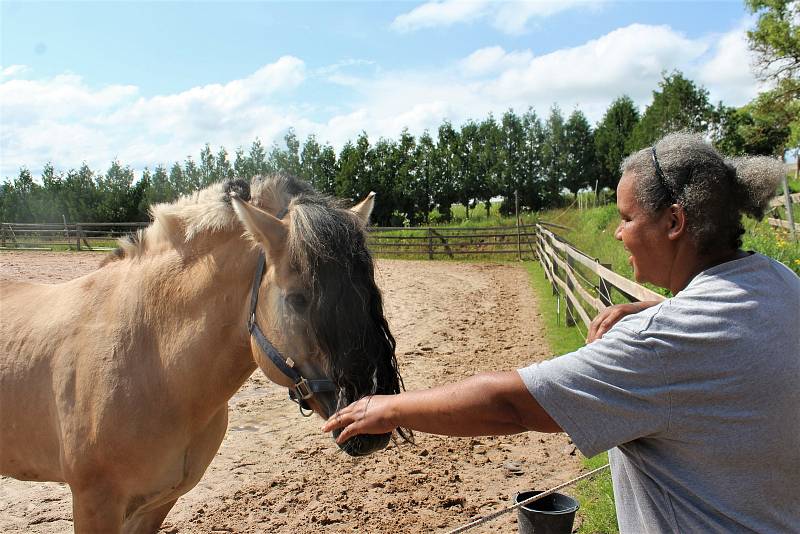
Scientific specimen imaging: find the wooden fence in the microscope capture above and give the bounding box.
[535,223,664,335]
[1,222,148,251]
[1,219,539,257]
[767,192,800,234]
[367,223,538,260]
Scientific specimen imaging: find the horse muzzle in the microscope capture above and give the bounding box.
[332,429,391,457]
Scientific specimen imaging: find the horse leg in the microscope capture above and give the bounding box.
[121,498,179,534]
[71,484,125,534]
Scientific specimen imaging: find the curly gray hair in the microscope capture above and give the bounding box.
[620,132,784,254]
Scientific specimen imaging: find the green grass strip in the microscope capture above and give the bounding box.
[523,260,618,533]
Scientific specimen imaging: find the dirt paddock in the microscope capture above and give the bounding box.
[0,251,582,533]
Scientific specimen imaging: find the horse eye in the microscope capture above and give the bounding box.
[286,293,309,312]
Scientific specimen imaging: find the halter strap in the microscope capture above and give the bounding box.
[247,251,336,414]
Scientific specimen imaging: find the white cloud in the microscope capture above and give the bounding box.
[0,22,765,179]
[0,57,307,177]
[492,1,603,34]
[391,0,490,33]
[392,0,604,35]
[460,46,534,76]
[0,65,29,77]
[693,18,766,106]
[485,24,707,103]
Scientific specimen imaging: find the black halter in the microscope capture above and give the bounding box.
[247,251,336,416]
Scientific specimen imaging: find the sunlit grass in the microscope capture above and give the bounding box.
[523,260,617,533]
[541,205,800,277]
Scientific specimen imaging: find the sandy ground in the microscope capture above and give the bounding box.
[0,251,582,533]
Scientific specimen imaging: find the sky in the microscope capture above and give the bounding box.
[0,0,767,179]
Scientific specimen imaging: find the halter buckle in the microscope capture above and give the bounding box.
[294,378,313,400]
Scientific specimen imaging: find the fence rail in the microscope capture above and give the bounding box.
[367,224,538,260]
[535,223,664,335]
[768,191,799,235]
[1,222,148,250]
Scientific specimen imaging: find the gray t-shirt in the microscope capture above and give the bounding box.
[518,253,800,533]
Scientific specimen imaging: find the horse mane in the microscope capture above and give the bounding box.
[102,175,312,265]
[287,190,411,443]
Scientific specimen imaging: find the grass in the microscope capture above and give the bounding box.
[542,204,800,278]
[523,261,618,533]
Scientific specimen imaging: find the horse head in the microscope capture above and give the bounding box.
[230,177,409,456]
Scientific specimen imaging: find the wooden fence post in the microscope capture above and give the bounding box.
[515,190,522,261]
[62,215,70,249]
[76,224,82,251]
[598,263,613,307]
[565,254,576,327]
[548,235,559,296]
[1,224,5,248]
[781,175,796,241]
[427,227,433,260]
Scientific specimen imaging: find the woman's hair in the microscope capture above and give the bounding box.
[620,132,785,254]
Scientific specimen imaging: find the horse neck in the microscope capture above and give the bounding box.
[144,234,261,421]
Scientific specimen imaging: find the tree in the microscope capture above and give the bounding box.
[336,133,372,202]
[8,168,37,222]
[563,109,597,195]
[215,147,234,182]
[542,105,568,206]
[169,162,188,197]
[476,115,503,216]
[458,120,482,218]
[371,137,399,226]
[745,0,800,162]
[433,121,461,222]
[199,144,216,186]
[746,0,800,84]
[96,160,135,222]
[499,109,526,215]
[520,108,546,211]
[233,147,250,180]
[594,96,640,191]
[300,134,322,184]
[183,157,201,192]
[61,163,99,221]
[415,131,436,224]
[249,138,269,177]
[743,92,795,157]
[143,164,173,208]
[270,129,301,176]
[627,71,712,151]
[316,144,338,196]
[394,129,423,225]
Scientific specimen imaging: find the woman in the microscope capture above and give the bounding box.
[323,133,800,533]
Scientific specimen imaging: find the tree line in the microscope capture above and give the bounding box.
[2,2,797,227]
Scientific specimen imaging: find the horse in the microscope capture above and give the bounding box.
[0,175,408,533]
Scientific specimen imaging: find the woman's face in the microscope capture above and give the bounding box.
[614,172,673,288]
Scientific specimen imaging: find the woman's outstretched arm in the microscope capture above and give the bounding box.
[322,371,561,444]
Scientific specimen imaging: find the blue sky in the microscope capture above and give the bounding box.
[1,1,764,178]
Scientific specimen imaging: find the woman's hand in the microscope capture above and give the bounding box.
[586,300,660,343]
[322,372,560,442]
[322,395,397,444]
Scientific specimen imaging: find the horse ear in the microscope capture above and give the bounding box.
[350,191,375,224]
[230,194,287,254]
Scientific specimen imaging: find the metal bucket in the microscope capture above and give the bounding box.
[515,491,579,534]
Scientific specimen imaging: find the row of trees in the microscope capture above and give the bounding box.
[2,1,797,226]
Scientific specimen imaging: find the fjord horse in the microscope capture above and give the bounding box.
[0,175,406,533]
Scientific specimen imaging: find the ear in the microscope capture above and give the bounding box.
[350,192,375,225]
[667,204,687,241]
[230,194,288,254]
